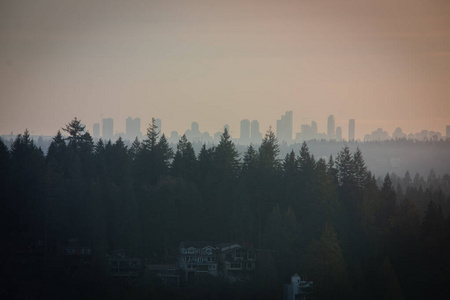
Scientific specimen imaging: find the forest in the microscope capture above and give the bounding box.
[1,118,450,299]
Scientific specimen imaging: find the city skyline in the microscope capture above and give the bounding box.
[1,112,448,145]
[1,1,449,140]
[17,113,444,144]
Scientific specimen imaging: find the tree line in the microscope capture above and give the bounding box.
[1,117,450,299]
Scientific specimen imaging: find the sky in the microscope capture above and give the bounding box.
[1,0,449,140]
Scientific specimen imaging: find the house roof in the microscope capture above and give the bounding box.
[180,241,216,249]
[218,243,243,253]
[147,264,178,271]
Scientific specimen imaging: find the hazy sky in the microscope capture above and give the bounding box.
[1,0,449,139]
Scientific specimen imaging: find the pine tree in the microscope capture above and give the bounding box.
[258,128,280,172]
[214,127,240,180]
[156,134,173,176]
[353,147,368,192]
[303,223,351,299]
[128,137,141,161]
[172,134,197,179]
[62,118,90,149]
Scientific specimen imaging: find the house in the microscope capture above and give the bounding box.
[60,238,92,265]
[178,241,258,283]
[217,243,257,281]
[106,249,143,278]
[283,274,314,300]
[147,264,180,288]
[178,241,219,281]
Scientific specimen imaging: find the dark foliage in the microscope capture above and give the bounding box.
[1,119,450,299]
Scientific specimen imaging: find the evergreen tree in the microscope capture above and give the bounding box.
[10,130,45,235]
[214,127,240,180]
[241,144,258,177]
[258,128,280,172]
[62,118,90,149]
[303,223,351,299]
[128,137,141,161]
[155,134,173,176]
[172,134,197,180]
[353,147,368,192]
[379,174,397,229]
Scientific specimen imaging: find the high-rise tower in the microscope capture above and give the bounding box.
[327,115,335,140]
[348,119,355,141]
[277,111,293,144]
[93,123,100,139]
[251,120,262,143]
[126,117,141,140]
[240,119,250,142]
[102,118,114,141]
[155,118,162,135]
[336,126,342,142]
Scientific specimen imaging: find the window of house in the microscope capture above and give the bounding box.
[230,263,242,269]
[65,248,75,255]
[209,264,216,270]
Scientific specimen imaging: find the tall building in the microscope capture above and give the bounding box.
[191,122,199,133]
[155,118,162,134]
[311,121,318,134]
[102,118,114,141]
[126,117,141,140]
[277,111,293,144]
[169,131,179,144]
[327,115,335,140]
[251,120,262,143]
[348,119,355,141]
[185,121,201,141]
[240,119,250,142]
[93,123,100,139]
[300,124,313,141]
[336,126,342,142]
[447,125,450,139]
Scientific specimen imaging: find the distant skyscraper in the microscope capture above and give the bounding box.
[348,119,355,141]
[171,131,179,139]
[93,123,100,139]
[102,118,114,140]
[300,124,314,141]
[447,125,450,139]
[251,120,262,143]
[311,121,318,134]
[327,115,335,140]
[155,118,162,134]
[276,111,293,143]
[336,126,342,142]
[126,117,141,140]
[240,119,250,141]
[214,131,222,143]
[184,121,201,141]
[190,122,198,133]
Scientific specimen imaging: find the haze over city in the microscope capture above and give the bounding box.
[1,0,449,138]
[3,1,450,299]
